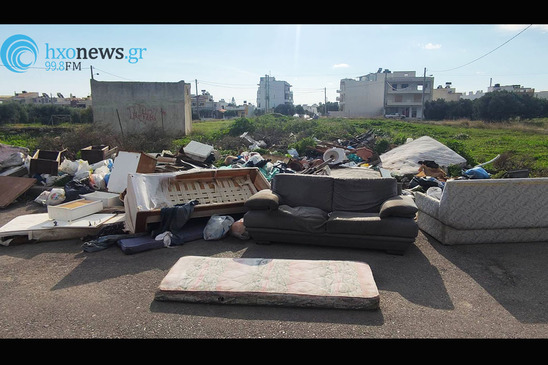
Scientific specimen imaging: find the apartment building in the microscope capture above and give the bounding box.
[256,75,293,112]
[336,70,434,119]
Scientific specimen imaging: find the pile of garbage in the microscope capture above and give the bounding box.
[219,129,383,180]
[0,131,509,252]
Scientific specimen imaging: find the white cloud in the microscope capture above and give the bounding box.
[422,42,442,50]
[332,63,350,68]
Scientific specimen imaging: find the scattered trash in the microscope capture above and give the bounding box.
[183,140,215,162]
[426,187,443,200]
[240,132,266,151]
[379,136,467,175]
[0,128,532,252]
[231,218,250,240]
[462,166,490,179]
[203,215,235,241]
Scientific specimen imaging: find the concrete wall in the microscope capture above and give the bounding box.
[90,80,192,136]
[338,77,385,117]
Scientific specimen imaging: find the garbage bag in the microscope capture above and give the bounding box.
[46,188,66,205]
[463,166,490,179]
[59,159,79,175]
[203,215,235,241]
[64,180,94,202]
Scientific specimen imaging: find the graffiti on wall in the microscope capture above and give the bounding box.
[126,104,167,123]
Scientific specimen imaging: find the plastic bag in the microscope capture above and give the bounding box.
[89,165,110,190]
[59,159,79,175]
[34,190,49,205]
[203,215,235,241]
[34,188,66,205]
[46,188,66,205]
[74,160,92,180]
[463,166,490,179]
[426,187,443,200]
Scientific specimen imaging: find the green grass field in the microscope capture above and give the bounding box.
[191,117,548,177]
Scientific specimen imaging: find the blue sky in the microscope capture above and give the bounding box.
[1,24,546,106]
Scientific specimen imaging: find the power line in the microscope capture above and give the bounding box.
[432,24,533,73]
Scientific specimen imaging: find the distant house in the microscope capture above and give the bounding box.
[336,70,434,119]
[432,82,462,102]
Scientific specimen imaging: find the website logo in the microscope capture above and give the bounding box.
[1,34,146,73]
[1,34,39,73]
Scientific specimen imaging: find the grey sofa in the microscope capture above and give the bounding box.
[243,173,419,254]
[415,177,548,245]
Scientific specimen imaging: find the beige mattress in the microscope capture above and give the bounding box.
[155,256,380,310]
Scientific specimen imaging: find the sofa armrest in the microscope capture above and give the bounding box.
[244,189,280,210]
[379,195,418,218]
[413,192,440,219]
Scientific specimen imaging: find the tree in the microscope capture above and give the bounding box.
[273,103,295,116]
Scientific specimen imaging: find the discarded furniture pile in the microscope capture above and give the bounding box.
[1,129,544,310]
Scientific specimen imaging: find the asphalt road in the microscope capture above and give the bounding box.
[1,196,548,339]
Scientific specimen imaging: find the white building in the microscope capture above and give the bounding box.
[336,70,434,119]
[256,75,293,112]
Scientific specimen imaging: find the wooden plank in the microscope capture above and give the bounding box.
[0,176,36,208]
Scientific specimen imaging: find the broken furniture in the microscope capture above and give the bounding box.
[29,149,66,177]
[124,167,270,233]
[81,191,123,207]
[107,151,157,193]
[0,212,124,245]
[182,140,214,162]
[155,256,380,310]
[243,173,419,254]
[47,198,104,221]
[80,145,118,164]
[414,177,548,245]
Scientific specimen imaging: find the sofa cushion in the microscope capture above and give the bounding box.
[244,189,279,210]
[379,195,418,218]
[332,177,398,213]
[244,205,328,233]
[327,211,418,238]
[272,174,333,212]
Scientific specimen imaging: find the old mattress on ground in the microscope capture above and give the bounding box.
[155,256,380,310]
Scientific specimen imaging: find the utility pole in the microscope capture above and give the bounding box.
[90,65,94,80]
[324,88,327,116]
[421,67,426,120]
[195,79,199,120]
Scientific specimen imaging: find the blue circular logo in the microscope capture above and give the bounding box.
[1,34,39,73]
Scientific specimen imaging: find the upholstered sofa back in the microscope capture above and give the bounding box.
[438,178,548,230]
[271,173,398,213]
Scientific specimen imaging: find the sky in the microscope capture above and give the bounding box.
[1,24,547,106]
